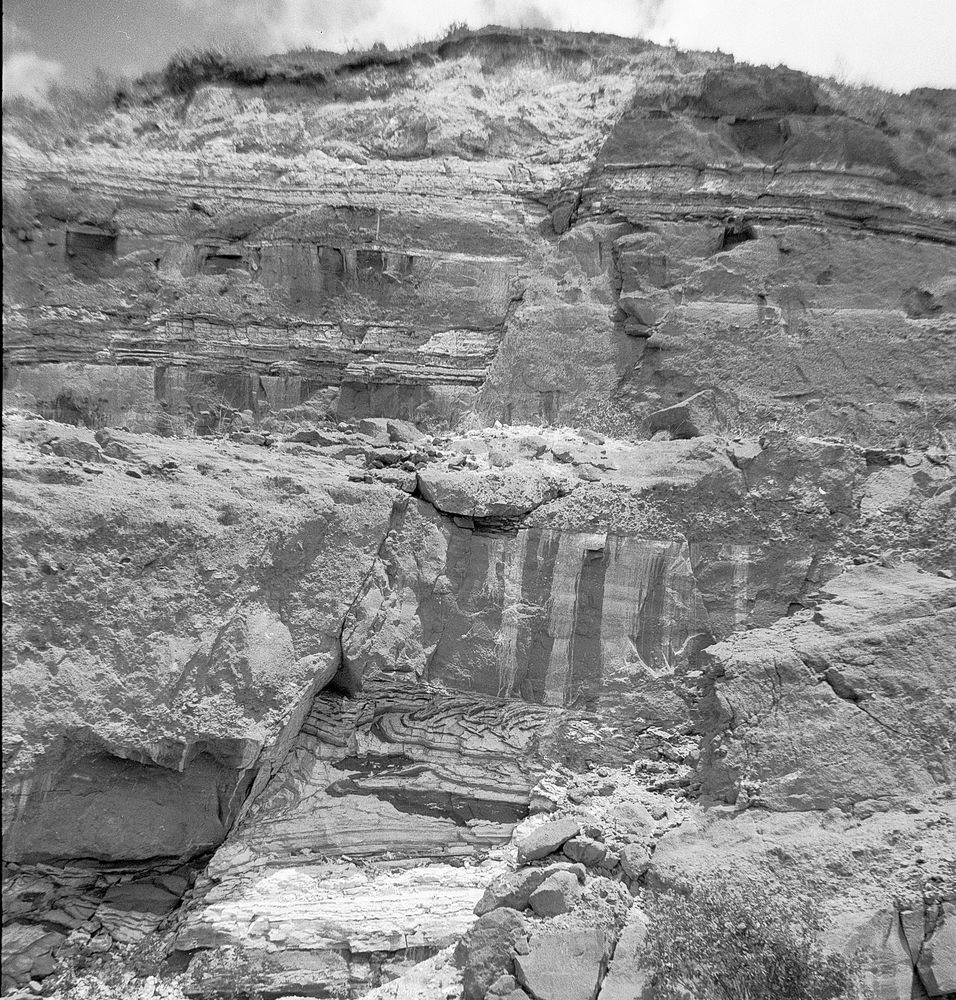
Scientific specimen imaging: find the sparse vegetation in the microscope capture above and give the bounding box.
[160,46,266,95]
[644,875,871,1000]
[2,67,126,148]
[43,937,189,1000]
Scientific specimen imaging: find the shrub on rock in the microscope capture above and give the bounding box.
[643,875,868,1000]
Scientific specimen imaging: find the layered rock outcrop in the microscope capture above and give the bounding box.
[2,24,955,1000]
[4,30,954,443]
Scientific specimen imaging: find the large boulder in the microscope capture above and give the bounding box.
[416,463,574,521]
[475,863,585,916]
[515,928,607,1000]
[528,870,580,917]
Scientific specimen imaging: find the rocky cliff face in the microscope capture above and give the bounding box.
[2,26,955,1000]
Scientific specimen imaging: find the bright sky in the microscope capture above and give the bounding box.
[4,0,956,101]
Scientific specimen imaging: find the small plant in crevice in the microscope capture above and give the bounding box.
[643,874,872,1000]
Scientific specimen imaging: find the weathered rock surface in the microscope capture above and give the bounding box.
[698,563,956,811]
[1,417,406,863]
[647,389,722,439]
[3,410,953,995]
[2,23,955,1000]
[918,902,956,997]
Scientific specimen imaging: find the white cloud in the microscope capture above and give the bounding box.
[647,0,956,92]
[2,49,64,103]
[175,0,668,53]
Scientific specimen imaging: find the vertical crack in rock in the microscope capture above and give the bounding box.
[230,496,413,841]
[335,495,411,696]
[814,665,911,740]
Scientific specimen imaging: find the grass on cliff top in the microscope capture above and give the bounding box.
[3,23,953,156]
[0,25,655,150]
[148,24,660,98]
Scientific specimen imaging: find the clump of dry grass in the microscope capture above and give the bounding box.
[2,68,126,149]
[130,24,670,104]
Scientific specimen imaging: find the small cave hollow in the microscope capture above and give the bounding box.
[65,226,117,280]
[200,249,247,275]
[719,223,756,251]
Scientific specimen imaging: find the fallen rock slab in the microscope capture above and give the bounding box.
[475,869,552,916]
[475,863,587,916]
[515,928,607,1000]
[597,906,651,1000]
[563,836,607,867]
[517,819,581,864]
[454,908,528,1000]
[528,870,580,917]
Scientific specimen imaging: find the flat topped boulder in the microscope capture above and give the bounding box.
[516,818,581,864]
[417,463,574,520]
